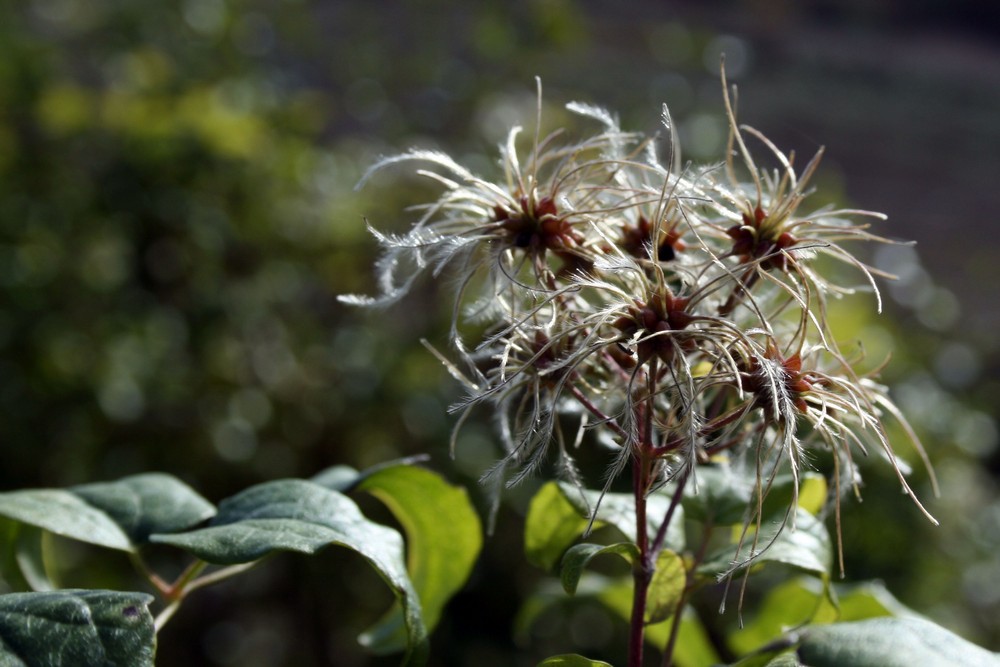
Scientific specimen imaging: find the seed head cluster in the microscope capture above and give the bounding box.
[342,73,937,548]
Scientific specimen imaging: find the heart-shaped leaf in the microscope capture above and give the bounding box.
[71,473,215,543]
[0,474,215,552]
[524,482,685,572]
[0,491,132,552]
[354,465,481,655]
[150,479,428,665]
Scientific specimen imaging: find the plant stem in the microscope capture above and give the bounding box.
[629,448,651,667]
[628,361,659,667]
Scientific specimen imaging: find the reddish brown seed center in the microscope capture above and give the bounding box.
[725,206,797,271]
[612,292,693,364]
[495,196,579,252]
[621,215,686,262]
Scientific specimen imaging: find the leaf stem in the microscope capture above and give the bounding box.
[129,552,171,595]
[151,560,261,632]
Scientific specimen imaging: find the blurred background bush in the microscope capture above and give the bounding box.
[0,1,998,665]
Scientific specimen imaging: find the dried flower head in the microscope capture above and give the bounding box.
[342,72,937,554]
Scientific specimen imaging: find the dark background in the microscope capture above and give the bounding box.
[1,1,998,664]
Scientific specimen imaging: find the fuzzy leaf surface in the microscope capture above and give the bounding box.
[564,483,685,550]
[797,617,1000,667]
[0,589,155,667]
[71,473,215,543]
[0,491,132,552]
[699,508,831,581]
[151,479,428,664]
[0,474,215,552]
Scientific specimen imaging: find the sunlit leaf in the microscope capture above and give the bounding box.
[598,578,718,667]
[536,655,613,666]
[516,572,719,667]
[797,617,1000,667]
[151,479,428,665]
[0,589,155,667]
[645,549,685,625]
[525,482,593,571]
[355,465,481,654]
[311,455,432,493]
[834,580,919,621]
[728,577,837,655]
[525,482,686,574]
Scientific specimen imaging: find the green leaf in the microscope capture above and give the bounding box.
[0,491,132,552]
[699,508,832,581]
[0,474,215,552]
[71,473,215,543]
[537,655,613,666]
[797,617,1000,667]
[834,580,918,622]
[516,574,719,667]
[0,589,155,667]
[560,542,638,595]
[670,608,721,667]
[354,465,481,654]
[645,549,685,624]
[756,473,827,520]
[309,465,360,492]
[513,574,615,645]
[311,455,432,493]
[150,479,428,665]
[524,482,686,573]
[729,651,804,667]
[795,475,827,517]
[565,484,685,551]
[728,577,837,656]
[0,520,30,592]
[597,579,719,667]
[682,466,752,525]
[525,482,593,571]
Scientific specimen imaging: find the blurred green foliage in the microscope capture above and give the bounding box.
[0,0,997,665]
